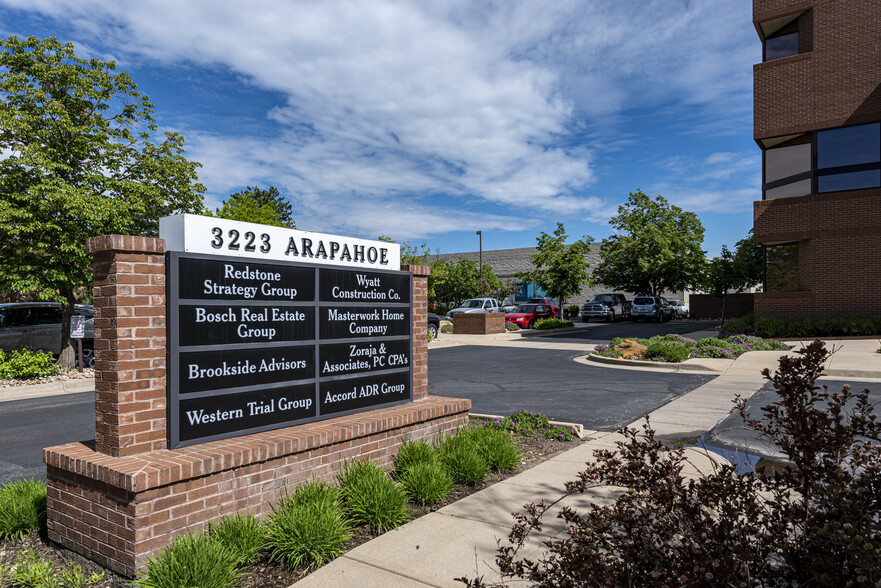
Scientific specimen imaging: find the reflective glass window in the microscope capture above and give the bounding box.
[35,307,62,325]
[765,143,810,183]
[818,170,881,193]
[0,308,31,328]
[764,33,799,61]
[817,123,880,169]
[765,178,811,199]
[765,244,799,291]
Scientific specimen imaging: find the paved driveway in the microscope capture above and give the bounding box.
[428,345,714,429]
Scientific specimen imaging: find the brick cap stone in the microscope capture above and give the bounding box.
[86,235,166,255]
[402,264,431,277]
[43,396,470,493]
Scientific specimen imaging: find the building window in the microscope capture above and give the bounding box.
[816,122,881,193]
[763,135,811,199]
[763,123,881,198]
[762,17,799,62]
[765,243,799,291]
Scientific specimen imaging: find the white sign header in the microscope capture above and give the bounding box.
[159,214,401,271]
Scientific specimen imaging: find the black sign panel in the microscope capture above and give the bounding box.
[319,339,410,377]
[178,305,314,346]
[167,252,413,449]
[319,306,410,340]
[179,345,314,394]
[178,383,316,442]
[179,257,315,302]
[319,268,411,304]
[320,371,410,416]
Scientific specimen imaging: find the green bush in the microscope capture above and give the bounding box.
[394,439,437,475]
[440,323,454,334]
[567,304,580,317]
[437,434,488,486]
[473,428,521,471]
[398,461,454,505]
[505,322,521,331]
[133,532,241,588]
[207,514,266,568]
[0,478,47,539]
[725,312,881,339]
[719,313,755,337]
[544,425,575,442]
[483,410,551,435]
[643,339,691,363]
[432,304,451,315]
[534,318,573,330]
[0,349,61,380]
[337,460,410,532]
[267,479,351,571]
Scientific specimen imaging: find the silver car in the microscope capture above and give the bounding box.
[630,296,674,322]
[0,302,95,367]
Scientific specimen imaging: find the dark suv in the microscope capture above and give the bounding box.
[0,303,95,367]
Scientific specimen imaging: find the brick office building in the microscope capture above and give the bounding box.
[752,0,881,319]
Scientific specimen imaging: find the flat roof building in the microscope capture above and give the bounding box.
[752,0,881,319]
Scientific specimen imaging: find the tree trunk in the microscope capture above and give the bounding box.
[57,289,77,369]
[720,294,727,326]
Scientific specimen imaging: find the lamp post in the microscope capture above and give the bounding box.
[476,230,482,275]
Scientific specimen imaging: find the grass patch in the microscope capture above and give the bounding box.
[133,532,242,588]
[207,514,267,569]
[337,460,411,533]
[267,479,351,571]
[0,478,47,540]
[394,438,437,474]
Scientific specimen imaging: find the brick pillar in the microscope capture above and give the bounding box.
[86,235,167,457]
[404,264,430,401]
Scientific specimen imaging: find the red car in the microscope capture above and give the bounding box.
[529,297,562,317]
[505,303,556,328]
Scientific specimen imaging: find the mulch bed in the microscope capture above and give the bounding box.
[0,432,580,587]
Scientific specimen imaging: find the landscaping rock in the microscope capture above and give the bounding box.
[613,339,647,359]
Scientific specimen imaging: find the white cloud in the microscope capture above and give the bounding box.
[1,0,757,239]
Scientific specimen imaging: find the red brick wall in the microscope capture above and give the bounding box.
[452,313,506,334]
[405,264,430,401]
[44,398,469,577]
[87,236,168,457]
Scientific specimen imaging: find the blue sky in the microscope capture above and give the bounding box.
[1,0,760,257]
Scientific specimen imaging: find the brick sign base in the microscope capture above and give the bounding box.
[452,312,506,334]
[42,235,470,577]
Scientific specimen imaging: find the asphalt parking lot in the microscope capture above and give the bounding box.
[428,345,714,429]
[533,319,721,343]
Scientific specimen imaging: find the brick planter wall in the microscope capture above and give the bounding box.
[43,237,469,577]
[452,312,506,334]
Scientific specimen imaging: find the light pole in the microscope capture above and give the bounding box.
[476,230,482,275]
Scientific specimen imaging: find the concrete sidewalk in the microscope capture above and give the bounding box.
[297,335,881,587]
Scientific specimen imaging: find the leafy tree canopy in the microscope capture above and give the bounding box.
[515,222,593,306]
[214,185,294,228]
[593,190,705,296]
[433,258,503,308]
[0,36,205,365]
[702,230,763,322]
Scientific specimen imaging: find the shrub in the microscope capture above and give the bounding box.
[567,304,580,317]
[719,312,755,337]
[505,322,520,331]
[394,438,437,475]
[474,428,521,471]
[398,461,454,505]
[337,460,410,532]
[0,349,61,380]
[208,514,267,568]
[461,340,881,587]
[482,410,550,435]
[643,339,690,363]
[133,532,241,588]
[267,479,351,571]
[437,433,488,486]
[534,318,573,330]
[0,478,47,539]
[544,425,574,442]
[440,323,453,334]
[432,304,451,315]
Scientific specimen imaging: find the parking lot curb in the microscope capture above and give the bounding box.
[469,412,586,439]
[583,353,723,374]
[0,377,95,403]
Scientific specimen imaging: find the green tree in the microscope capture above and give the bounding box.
[703,231,763,323]
[0,36,205,367]
[593,190,705,296]
[515,223,593,313]
[215,185,294,228]
[433,258,502,307]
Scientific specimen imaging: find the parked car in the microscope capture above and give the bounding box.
[581,293,631,322]
[528,297,562,317]
[669,300,689,318]
[447,297,504,314]
[630,296,675,322]
[0,302,95,367]
[505,303,556,329]
[427,312,440,338]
